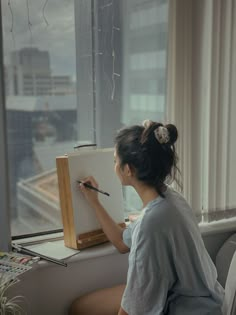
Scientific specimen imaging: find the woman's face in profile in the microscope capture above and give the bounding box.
[114,148,132,186]
[114,149,122,179]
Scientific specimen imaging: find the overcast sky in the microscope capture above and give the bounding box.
[2,0,76,77]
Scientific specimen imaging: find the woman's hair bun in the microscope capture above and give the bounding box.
[165,124,178,145]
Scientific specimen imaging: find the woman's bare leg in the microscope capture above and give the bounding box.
[69,284,125,315]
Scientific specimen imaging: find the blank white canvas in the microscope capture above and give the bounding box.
[67,148,124,236]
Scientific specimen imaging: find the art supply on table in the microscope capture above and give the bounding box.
[25,240,79,260]
[12,243,68,267]
[0,251,38,285]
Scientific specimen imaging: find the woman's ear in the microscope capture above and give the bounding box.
[124,163,134,177]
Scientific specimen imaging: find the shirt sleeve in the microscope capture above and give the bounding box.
[122,221,137,248]
[121,220,169,315]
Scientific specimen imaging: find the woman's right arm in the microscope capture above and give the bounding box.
[79,176,129,253]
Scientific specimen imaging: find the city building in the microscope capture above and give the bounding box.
[121,0,167,125]
[5,47,75,96]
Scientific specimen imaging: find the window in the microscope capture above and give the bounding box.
[1,0,169,238]
[1,0,236,251]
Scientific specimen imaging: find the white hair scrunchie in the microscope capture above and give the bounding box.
[142,119,153,129]
[154,126,170,144]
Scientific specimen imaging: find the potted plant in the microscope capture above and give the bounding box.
[0,274,26,315]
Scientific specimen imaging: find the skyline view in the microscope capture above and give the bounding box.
[2,0,76,77]
[2,0,169,236]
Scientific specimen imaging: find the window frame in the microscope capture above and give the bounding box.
[0,0,170,247]
[0,1,11,251]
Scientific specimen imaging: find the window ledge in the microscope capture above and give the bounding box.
[66,242,119,264]
[12,217,236,268]
[34,242,122,270]
[13,240,121,270]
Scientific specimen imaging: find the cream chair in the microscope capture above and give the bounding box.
[222,250,236,315]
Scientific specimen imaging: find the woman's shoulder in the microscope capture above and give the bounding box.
[141,187,194,233]
[140,200,173,236]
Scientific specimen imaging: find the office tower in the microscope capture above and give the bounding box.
[5,47,74,96]
[121,0,168,125]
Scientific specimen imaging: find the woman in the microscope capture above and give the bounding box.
[69,120,224,315]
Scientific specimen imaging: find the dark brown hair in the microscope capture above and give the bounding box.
[115,121,181,197]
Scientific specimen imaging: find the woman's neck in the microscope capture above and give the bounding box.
[133,182,159,208]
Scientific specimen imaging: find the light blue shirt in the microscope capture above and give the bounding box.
[121,187,224,315]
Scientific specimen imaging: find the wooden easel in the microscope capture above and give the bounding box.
[56,150,125,250]
[76,224,126,249]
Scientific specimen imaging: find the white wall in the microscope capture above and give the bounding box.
[7,245,129,315]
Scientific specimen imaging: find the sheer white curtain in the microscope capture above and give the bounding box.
[167,0,236,221]
[166,0,193,208]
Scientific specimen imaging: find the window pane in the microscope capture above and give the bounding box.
[77,0,169,215]
[2,0,80,236]
[2,0,169,237]
[121,0,169,213]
